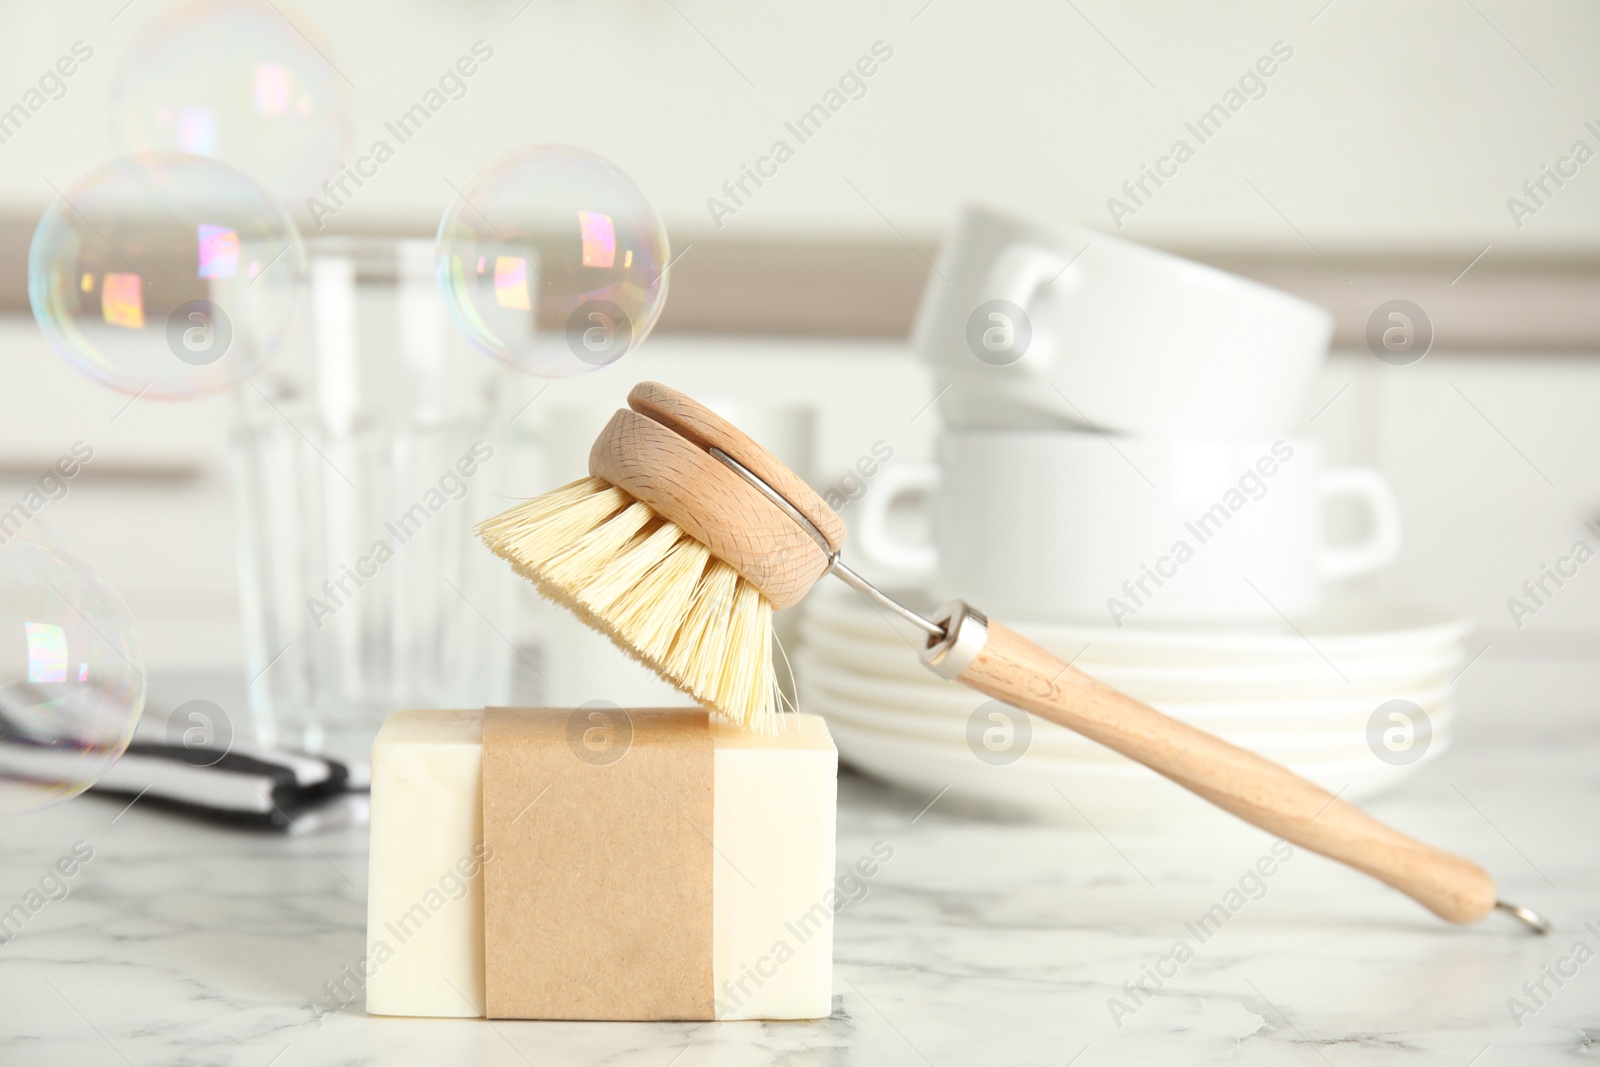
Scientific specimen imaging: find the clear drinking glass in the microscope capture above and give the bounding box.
[230,238,540,766]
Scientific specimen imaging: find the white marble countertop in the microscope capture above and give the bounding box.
[2,657,1596,1067]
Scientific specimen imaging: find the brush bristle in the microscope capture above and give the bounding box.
[477,476,782,733]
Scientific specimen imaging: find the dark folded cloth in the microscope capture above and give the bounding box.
[88,740,354,831]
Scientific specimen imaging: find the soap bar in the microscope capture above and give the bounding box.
[365,709,488,1018]
[365,709,838,1020]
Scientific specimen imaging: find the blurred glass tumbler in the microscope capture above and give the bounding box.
[232,239,533,764]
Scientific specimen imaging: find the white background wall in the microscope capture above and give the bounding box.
[0,0,1596,674]
[0,0,1596,249]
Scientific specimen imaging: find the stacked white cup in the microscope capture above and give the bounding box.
[854,205,1401,628]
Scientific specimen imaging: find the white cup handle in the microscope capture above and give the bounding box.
[985,242,1068,306]
[852,461,940,576]
[1318,467,1403,581]
[980,242,1071,370]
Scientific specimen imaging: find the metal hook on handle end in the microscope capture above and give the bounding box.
[1495,900,1552,935]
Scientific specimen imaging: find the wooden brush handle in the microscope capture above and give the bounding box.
[955,619,1497,923]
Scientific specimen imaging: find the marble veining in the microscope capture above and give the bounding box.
[0,669,1595,1066]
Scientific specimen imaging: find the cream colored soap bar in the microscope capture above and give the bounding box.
[365,709,489,1018]
[366,709,838,1020]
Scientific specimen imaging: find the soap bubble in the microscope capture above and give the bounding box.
[29,153,306,400]
[7,516,67,554]
[0,538,145,814]
[111,0,351,206]
[436,146,670,377]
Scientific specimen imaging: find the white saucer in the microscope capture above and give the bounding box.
[796,649,1455,734]
[825,715,1451,831]
[797,621,1462,698]
[809,684,1455,766]
[794,585,1466,827]
[802,584,1472,667]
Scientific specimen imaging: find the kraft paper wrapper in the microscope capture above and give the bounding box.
[482,708,713,1020]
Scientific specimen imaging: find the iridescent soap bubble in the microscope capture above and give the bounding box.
[0,538,145,814]
[111,0,351,205]
[436,146,670,377]
[29,154,306,400]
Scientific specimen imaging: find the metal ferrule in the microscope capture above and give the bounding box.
[921,600,989,680]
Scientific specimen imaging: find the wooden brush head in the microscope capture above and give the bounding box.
[589,382,846,610]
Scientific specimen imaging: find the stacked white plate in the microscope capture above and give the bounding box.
[793,584,1472,831]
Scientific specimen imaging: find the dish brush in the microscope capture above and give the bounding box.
[478,381,1547,933]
